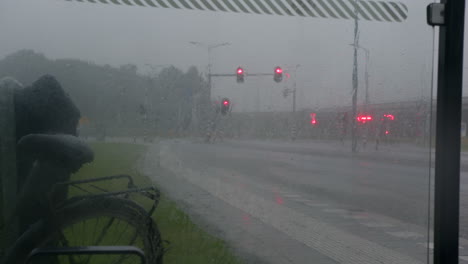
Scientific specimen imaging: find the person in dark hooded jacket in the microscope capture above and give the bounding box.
[13,75,81,231]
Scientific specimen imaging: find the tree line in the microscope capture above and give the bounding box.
[0,50,211,137]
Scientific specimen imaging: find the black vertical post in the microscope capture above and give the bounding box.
[0,81,19,245]
[434,0,465,263]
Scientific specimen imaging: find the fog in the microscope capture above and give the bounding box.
[0,0,446,112]
[1,2,461,263]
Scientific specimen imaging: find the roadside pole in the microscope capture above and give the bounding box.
[351,0,360,153]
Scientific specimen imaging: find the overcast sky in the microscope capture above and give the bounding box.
[0,0,461,112]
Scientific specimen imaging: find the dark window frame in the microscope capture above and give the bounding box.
[434,0,466,263]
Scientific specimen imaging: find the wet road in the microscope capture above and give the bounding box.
[140,139,468,264]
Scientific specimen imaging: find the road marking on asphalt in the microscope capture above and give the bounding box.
[283,194,301,198]
[360,222,394,228]
[200,177,422,263]
[293,198,314,203]
[386,231,423,239]
[323,208,347,214]
[343,214,368,220]
[159,150,424,264]
[305,202,329,207]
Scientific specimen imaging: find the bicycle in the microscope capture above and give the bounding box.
[0,134,164,264]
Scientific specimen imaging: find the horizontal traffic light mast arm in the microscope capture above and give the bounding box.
[211,73,274,77]
[246,73,275,76]
[210,74,236,77]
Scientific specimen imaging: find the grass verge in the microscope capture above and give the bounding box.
[71,142,242,264]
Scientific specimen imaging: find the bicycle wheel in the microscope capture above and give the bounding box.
[3,197,163,264]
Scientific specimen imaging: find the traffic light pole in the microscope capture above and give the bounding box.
[208,66,212,99]
[207,46,213,99]
[292,64,300,113]
[292,87,296,113]
[351,0,359,153]
[364,49,370,109]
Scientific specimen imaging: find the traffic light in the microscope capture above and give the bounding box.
[383,114,395,120]
[310,113,318,126]
[236,67,244,83]
[221,98,230,115]
[357,115,373,123]
[274,66,283,83]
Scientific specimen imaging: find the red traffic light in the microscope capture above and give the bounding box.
[274,66,283,83]
[310,113,317,125]
[236,67,245,83]
[357,115,373,123]
[221,98,230,115]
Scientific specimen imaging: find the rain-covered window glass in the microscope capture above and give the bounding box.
[460,5,468,263]
[0,0,441,263]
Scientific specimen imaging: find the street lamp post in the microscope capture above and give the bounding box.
[189,42,230,137]
[364,49,370,108]
[189,41,231,99]
[349,45,370,111]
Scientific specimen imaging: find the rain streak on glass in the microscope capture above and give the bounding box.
[0,0,441,263]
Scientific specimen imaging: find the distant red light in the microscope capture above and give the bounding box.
[384,114,395,120]
[385,130,389,135]
[275,68,283,74]
[357,115,373,123]
[310,113,317,125]
[223,100,229,106]
[237,68,243,74]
